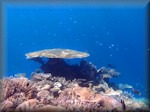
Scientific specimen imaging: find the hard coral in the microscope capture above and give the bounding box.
[7,92,26,108]
[37,90,51,104]
[0,100,13,112]
[32,73,52,82]
[2,77,37,100]
[15,99,40,112]
[35,105,68,112]
[1,73,149,112]
[25,48,89,59]
[53,85,124,111]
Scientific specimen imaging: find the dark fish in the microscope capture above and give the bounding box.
[121,99,126,110]
[132,88,141,95]
[107,64,116,68]
[88,80,94,83]
[76,79,86,82]
[35,69,42,73]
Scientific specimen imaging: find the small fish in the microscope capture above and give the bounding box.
[132,88,141,95]
[88,80,94,83]
[118,83,133,90]
[35,69,42,73]
[107,64,116,68]
[14,73,26,78]
[77,79,86,82]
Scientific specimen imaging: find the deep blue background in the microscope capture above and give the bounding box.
[3,3,147,98]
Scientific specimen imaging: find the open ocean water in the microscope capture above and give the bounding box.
[3,2,148,101]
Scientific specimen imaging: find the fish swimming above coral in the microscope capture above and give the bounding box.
[14,73,26,78]
[118,83,133,90]
[107,63,116,69]
[132,88,141,96]
[118,83,141,96]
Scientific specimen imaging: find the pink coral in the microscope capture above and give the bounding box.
[2,77,37,100]
[35,105,68,112]
[0,73,149,112]
[37,90,51,104]
[0,100,13,112]
[7,92,26,108]
[15,99,40,112]
[53,85,124,111]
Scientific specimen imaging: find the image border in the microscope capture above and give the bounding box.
[0,0,149,108]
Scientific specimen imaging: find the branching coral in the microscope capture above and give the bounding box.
[2,77,37,100]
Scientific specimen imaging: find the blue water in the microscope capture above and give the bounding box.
[3,3,148,98]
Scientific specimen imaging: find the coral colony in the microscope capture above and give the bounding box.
[0,49,149,112]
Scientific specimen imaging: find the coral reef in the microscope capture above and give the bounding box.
[0,73,149,112]
[0,49,149,111]
[15,99,40,112]
[52,84,124,111]
[1,77,36,100]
